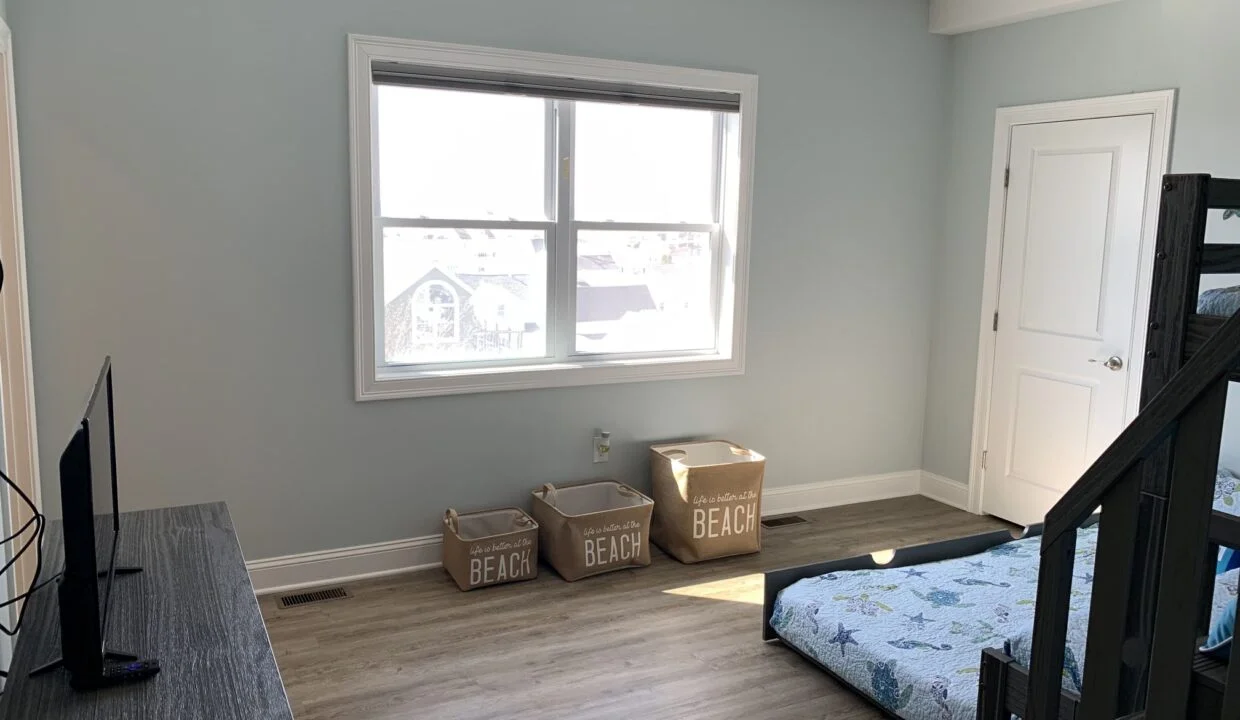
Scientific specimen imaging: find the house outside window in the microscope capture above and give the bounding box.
[349,36,757,399]
[412,282,458,345]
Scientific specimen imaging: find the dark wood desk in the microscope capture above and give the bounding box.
[0,502,292,719]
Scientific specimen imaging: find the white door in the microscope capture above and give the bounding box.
[982,114,1154,526]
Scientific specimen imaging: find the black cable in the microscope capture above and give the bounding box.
[0,528,43,634]
[0,515,41,586]
[0,466,46,636]
[0,466,39,534]
[0,533,42,634]
[0,515,37,548]
[0,530,56,609]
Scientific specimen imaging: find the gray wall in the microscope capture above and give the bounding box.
[924,0,1240,484]
[9,0,949,559]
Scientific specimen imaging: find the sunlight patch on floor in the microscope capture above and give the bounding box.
[662,572,764,605]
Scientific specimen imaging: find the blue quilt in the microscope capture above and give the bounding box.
[771,530,1065,719]
[770,472,1240,720]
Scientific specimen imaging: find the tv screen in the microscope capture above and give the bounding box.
[46,356,158,690]
[82,358,120,650]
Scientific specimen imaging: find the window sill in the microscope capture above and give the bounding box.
[358,353,743,401]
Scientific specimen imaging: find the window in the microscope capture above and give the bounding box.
[350,36,757,399]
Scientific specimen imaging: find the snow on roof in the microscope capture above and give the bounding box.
[577,285,657,323]
[456,273,531,300]
[578,254,619,272]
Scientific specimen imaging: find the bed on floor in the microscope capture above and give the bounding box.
[761,471,1240,719]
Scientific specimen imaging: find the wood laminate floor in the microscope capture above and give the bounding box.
[260,496,1011,720]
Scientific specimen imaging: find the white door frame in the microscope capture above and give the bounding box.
[0,17,42,597]
[967,90,1176,515]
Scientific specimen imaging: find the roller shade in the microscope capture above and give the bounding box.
[372,61,741,113]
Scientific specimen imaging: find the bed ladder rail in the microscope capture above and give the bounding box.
[1186,316,1240,382]
[1199,244,1240,274]
[1024,175,1240,720]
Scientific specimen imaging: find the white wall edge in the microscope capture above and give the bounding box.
[0,16,42,669]
[249,470,930,595]
[929,0,1124,35]
[919,472,970,511]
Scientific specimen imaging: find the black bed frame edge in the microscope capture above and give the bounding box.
[978,648,1083,720]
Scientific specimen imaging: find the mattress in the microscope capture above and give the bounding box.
[771,530,1079,718]
[769,470,1240,719]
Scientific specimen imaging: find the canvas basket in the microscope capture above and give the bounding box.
[442,507,539,591]
[530,480,654,582]
[650,441,766,563]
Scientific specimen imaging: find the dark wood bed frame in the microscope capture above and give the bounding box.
[763,175,1240,720]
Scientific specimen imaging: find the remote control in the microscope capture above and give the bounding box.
[101,659,161,684]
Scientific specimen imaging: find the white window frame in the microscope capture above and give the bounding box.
[349,35,758,401]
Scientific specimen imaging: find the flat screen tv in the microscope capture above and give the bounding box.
[31,357,159,689]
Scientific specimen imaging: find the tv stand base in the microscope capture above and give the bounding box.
[101,565,143,578]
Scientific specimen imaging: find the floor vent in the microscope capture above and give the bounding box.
[279,587,350,609]
[762,515,809,528]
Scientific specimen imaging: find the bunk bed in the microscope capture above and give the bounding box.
[762,174,1240,719]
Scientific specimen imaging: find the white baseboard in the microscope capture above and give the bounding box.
[247,536,443,596]
[919,471,971,510]
[760,470,922,517]
[248,469,948,596]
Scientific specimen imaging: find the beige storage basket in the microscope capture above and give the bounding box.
[530,480,654,582]
[442,507,539,591]
[650,441,766,563]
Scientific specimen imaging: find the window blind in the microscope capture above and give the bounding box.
[371,62,741,113]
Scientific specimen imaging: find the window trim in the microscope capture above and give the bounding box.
[349,34,758,401]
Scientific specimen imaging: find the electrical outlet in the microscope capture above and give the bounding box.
[593,432,611,464]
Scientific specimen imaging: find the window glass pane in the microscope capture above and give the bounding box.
[576,230,715,354]
[377,86,547,221]
[382,227,547,364]
[574,102,717,223]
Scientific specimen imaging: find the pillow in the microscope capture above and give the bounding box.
[1203,598,1236,661]
[1199,286,1240,318]
[1221,548,1240,576]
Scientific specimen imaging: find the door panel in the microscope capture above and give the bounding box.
[1019,150,1115,339]
[983,114,1153,526]
[1008,371,1096,492]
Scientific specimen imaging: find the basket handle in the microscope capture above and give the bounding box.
[541,483,557,506]
[444,508,459,534]
[729,443,754,457]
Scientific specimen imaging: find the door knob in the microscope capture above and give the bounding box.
[1089,356,1125,371]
